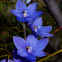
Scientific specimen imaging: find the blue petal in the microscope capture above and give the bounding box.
[11,10,23,17]
[25,17,34,22]
[26,3,37,15]
[26,54,36,61]
[25,11,43,22]
[40,33,53,37]
[26,34,38,47]
[34,38,49,50]
[31,11,43,19]
[31,50,46,57]
[13,36,26,49]
[17,49,29,57]
[8,60,13,62]
[0,59,14,62]
[17,17,26,22]
[37,34,44,38]
[31,61,36,62]
[0,59,6,62]
[16,0,26,11]
[23,0,31,4]
[41,26,52,32]
[32,17,43,28]
[27,22,32,25]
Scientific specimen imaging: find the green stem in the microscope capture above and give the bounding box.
[38,0,46,7]
[0,55,8,58]
[23,23,26,40]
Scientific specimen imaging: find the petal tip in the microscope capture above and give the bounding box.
[13,36,17,39]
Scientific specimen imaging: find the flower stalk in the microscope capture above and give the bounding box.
[23,23,26,40]
[52,27,62,35]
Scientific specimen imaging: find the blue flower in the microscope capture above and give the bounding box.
[28,17,53,38]
[13,34,49,61]
[11,0,43,22]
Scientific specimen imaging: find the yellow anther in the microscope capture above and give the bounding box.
[26,47,30,49]
[34,27,37,29]
[23,11,26,13]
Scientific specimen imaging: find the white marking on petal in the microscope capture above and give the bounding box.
[28,47,32,53]
[38,26,40,28]
[23,13,27,17]
[34,28,37,32]
[23,11,28,17]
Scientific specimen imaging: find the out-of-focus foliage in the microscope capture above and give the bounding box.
[0,0,62,62]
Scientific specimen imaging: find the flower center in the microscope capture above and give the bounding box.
[26,47,32,53]
[34,27,37,29]
[26,47,30,49]
[23,11,27,17]
[34,26,40,32]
